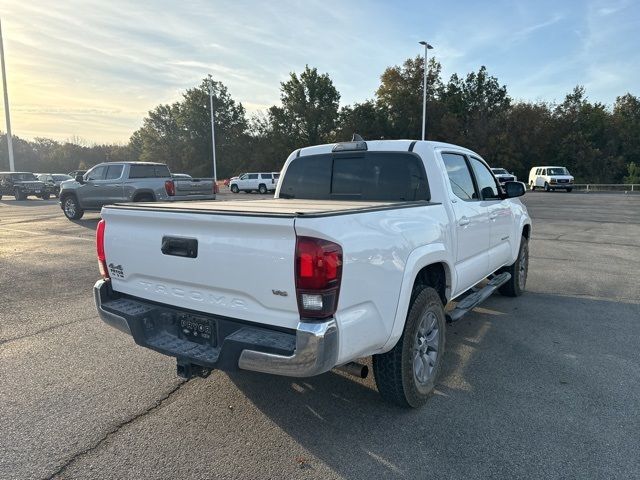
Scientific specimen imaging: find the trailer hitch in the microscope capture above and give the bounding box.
[176,359,212,379]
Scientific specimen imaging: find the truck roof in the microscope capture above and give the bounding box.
[297,139,480,158]
[95,161,167,166]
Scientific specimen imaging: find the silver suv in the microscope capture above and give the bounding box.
[59,162,215,220]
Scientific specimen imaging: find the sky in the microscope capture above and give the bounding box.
[1,0,639,144]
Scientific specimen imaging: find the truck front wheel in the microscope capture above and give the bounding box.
[373,287,446,408]
[230,185,239,193]
[62,195,84,220]
[498,235,528,297]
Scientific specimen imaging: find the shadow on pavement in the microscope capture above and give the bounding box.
[69,217,101,229]
[227,293,640,479]
[0,199,59,207]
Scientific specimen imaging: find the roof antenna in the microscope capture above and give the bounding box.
[352,133,364,142]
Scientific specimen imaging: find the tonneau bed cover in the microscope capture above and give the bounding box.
[107,198,432,218]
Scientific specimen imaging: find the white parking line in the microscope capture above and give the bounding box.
[0,226,94,241]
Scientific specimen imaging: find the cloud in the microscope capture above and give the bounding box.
[1,0,638,143]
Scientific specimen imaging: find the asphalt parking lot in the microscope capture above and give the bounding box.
[1,191,639,480]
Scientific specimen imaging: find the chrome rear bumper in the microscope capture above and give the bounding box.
[94,279,338,378]
[238,320,338,377]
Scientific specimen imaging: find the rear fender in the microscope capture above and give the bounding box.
[379,243,455,352]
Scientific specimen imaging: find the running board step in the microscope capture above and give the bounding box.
[447,272,511,323]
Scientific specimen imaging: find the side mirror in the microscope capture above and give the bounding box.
[75,174,85,184]
[503,181,525,198]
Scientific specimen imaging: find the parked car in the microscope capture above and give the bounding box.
[59,162,215,220]
[528,166,574,192]
[491,168,517,184]
[229,172,279,194]
[36,173,73,197]
[68,170,86,178]
[93,139,531,408]
[0,172,52,200]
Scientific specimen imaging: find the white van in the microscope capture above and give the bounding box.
[528,166,574,192]
[230,172,280,194]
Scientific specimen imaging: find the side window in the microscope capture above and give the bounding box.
[442,153,477,201]
[128,164,170,178]
[86,166,107,181]
[105,165,123,180]
[260,174,272,180]
[248,174,258,180]
[536,168,541,175]
[541,169,546,176]
[469,157,500,200]
[240,174,247,180]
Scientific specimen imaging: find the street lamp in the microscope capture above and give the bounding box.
[207,74,217,186]
[419,41,433,141]
[0,19,15,171]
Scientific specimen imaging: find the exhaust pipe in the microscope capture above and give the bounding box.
[336,362,369,379]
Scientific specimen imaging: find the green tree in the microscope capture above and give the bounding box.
[131,77,247,178]
[624,162,640,184]
[333,101,387,141]
[266,65,340,149]
[376,56,442,139]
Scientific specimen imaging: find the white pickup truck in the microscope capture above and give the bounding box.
[94,139,531,407]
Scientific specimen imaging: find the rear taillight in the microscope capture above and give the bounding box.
[295,236,342,319]
[165,180,175,196]
[96,219,109,279]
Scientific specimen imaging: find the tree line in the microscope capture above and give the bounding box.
[2,57,639,184]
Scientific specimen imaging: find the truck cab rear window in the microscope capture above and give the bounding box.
[280,152,429,201]
[128,164,171,178]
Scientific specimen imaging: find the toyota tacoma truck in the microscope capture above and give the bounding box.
[94,139,531,408]
[59,162,215,220]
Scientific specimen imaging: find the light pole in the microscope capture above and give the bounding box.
[0,19,15,171]
[419,41,433,141]
[207,74,217,185]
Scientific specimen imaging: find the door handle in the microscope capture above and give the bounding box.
[489,212,498,220]
[161,236,198,258]
[458,217,470,226]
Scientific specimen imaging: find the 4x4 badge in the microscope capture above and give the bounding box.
[108,263,125,278]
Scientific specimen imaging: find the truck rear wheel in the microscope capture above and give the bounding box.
[373,287,446,408]
[498,235,528,297]
[258,184,267,194]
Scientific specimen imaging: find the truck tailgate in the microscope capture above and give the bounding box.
[174,178,213,196]
[101,206,300,329]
